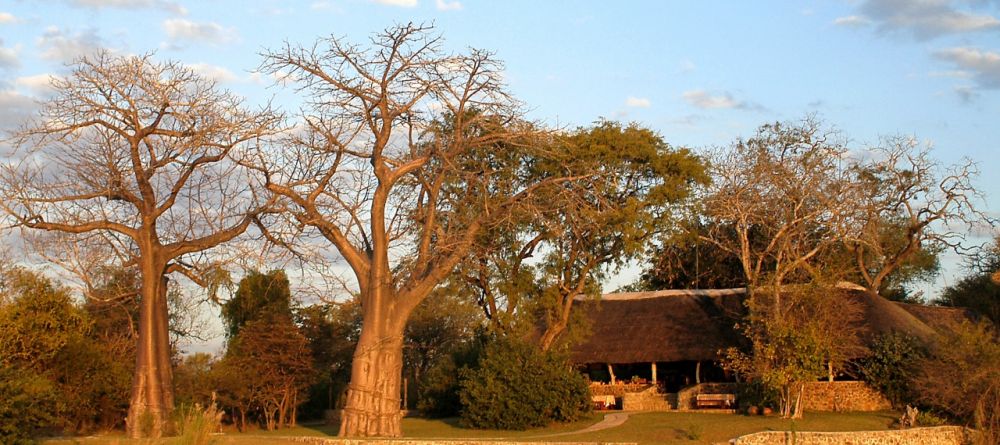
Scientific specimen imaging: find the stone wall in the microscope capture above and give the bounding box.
[730,426,974,445]
[801,381,891,412]
[589,382,652,397]
[621,386,670,411]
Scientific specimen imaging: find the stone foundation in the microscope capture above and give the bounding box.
[730,426,974,445]
[621,386,671,411]
[800,381,891,412]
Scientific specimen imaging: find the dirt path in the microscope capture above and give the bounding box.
[528,412,630,438]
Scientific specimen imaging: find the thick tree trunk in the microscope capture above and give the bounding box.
[126,269,175,438]
[339,314,406,437]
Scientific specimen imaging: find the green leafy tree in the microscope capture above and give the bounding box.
[221,270,293,339]
[0,365,60,445]
[460,121,708,349]
[935,237,1000,325]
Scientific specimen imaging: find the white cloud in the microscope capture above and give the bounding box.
[187,63,238,83]
[163,19,239,46]
[36,27,106,62]
[853,0,1000,39]
[0,40,19,69]
[934,46,1000,88]
[682,89,765,111]
[0,89,39,131]
[625,96,651,108]
[15,74,58,96]
[833,15,872,27]
[372,0,418,7]
[67,0,187,15]
[436,0,462,11]
[0,12,21,24]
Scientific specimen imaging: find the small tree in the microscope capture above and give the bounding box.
[0,52,282,437]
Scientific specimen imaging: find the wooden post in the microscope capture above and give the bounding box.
[402,377,408,410]
[651,362,658,385]
[695,361,701,385]
[828,361,834,382]
[607,364,616,385]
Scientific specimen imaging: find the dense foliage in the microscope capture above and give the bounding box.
[856,332,926,408]
[457,337,590,430]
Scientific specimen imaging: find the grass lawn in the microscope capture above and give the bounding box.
[42,410,900,445]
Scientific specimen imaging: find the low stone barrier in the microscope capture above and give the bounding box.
[282,439,636,445]
[730,426,975,445]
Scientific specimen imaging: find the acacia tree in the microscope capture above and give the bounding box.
[0,53,281,437]
[254,25,576,437]
[458,121,707,349]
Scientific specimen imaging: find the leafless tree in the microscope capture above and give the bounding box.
[0,52,282,438]
[845,137,992,294]
[701,118,855,309]
[254,24,576,437]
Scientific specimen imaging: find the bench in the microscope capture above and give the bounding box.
[695,393,736,409]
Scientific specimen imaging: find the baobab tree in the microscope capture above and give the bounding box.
[0,52,281,437]
[254,24,579,436]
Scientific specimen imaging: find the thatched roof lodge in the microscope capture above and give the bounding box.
[571,285,975,390]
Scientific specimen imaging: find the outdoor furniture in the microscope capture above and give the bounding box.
[695,393,736,409]
[592,394,616,409]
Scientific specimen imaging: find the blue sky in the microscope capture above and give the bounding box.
[2,0,999,300]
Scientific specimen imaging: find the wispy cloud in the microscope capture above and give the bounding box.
[163,19,239,46]
[844,0,1000,40]
[625,96,651,108]
[0,12,21,24]
[36,27,107,62]
[678,59,696,73]
[66,0,187,15]
[0,89,39,131]
[187,63,238,83]
[15,74,58,96]
[833,15,871,28]
[436,0,461,10]
[372,0,418,7]
[934,46,1000,89]
[682,89,764,111]
[0,39,19,69]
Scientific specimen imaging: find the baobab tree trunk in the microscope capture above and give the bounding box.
[339,300,408,437]
[126,267,175,438]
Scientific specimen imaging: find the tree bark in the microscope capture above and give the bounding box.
[339,302,407,437]
[126,263,175,438]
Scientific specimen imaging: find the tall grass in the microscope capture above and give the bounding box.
[175,402,222,445]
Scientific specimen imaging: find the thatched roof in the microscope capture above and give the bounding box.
[570,288,746,365]
[570,286,975,366]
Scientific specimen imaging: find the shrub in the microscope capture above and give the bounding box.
[457,337,590,430]
[856,332,926,408]
[0,365,60,445]
[913,322,1000,421]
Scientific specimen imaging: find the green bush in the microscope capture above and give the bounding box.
[856,332,925,408]
[457,337,590,430]
[0,365,60,445]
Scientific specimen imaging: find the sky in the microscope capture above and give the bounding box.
[2,0,1000,350]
